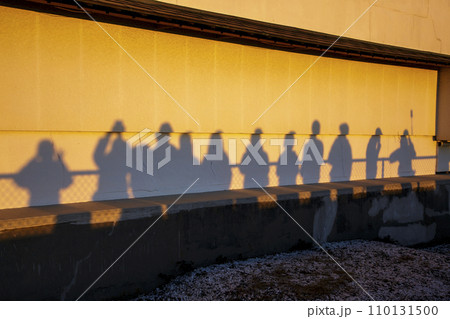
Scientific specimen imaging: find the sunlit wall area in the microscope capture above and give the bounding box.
[0,130,437,209]
[0,5,439,209]
[160,0,450,55]
[0,6,438,135]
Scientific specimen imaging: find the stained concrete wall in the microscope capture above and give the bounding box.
[0,5,439,209]
[0,175,449,300]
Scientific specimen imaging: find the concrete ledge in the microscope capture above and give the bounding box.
[0,175,449,300]
[1,175,448,231]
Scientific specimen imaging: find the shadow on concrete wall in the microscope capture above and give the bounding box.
[93,120,129,201]
[299,120,324,184]
[239,128,269,188]
[0,119,446,301]
[130,122,184,197]
[13,140,72,206]
[366,128,382,179]
[200,131,232,190]
[276,131,298,186]
[389,129,417,177]
[2,119,425,207]
[328,123,353,182]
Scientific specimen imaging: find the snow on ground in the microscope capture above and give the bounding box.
[136,240,450,301]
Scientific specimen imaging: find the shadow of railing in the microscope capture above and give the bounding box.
[0,154,437,209]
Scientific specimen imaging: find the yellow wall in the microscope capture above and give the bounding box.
[0,6,438,209]
[0,6,437,135]
[160,0,450,55]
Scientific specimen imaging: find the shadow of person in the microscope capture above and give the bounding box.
[92,120,129,201]
[199,131,232,189]
[129,122,178,196]
[239,128,269,188]
[14,140,72,206]
[328,123,352,182]
[276,131,298,186]
[152,123,203,195]
[366,127,382,179]
[173,132,201,186]
[300,120,324,184]
[389,129,416,176]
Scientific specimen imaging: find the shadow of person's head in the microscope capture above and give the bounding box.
[284,131,296,147]
[159,122,173,133]
[206,130,224,154]
[211,130,223,139]
[157,122,174,143]
[37,140,55,162]
[339,123,349,135]
[375,127,382,135]
[312,120,320,135]
[112,120,125,132]
[251,128,263,144]
[400,129,410,146]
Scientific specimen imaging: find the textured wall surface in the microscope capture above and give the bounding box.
[161,0,450,55]
[0,5,438,209]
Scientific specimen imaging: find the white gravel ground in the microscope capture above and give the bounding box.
[136,240,450,301]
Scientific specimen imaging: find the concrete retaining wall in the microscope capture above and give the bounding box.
[0,175,449,300]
